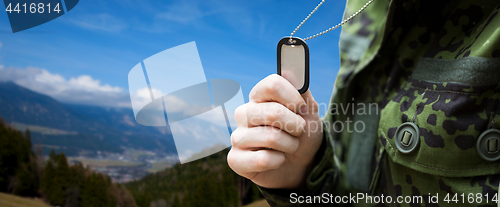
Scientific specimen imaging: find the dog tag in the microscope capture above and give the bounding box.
[277,37,309,94]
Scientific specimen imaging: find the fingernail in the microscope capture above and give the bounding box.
[300,105,307,115]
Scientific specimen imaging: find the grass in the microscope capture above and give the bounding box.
[69,158,143,168]
[243,199,271,207]
[11,122,77,135]
[0,192,51,207]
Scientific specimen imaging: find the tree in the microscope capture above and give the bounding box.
[40,159,62,204]
[108,184,138,207]
[11,153,40,197]
[80,173,115,207]
[12,129,39,197]
[0,121,39,196]
[41,150,71,205]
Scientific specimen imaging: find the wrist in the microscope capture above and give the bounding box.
[287,129,326,190]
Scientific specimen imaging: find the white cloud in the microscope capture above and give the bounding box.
[156,1,205,23]
[134,0,254,34]
[0,66,131,107]
[65,13,128,32]
[68,75,121,93]
[130,86,222,125]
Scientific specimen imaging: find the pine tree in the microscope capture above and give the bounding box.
[11,129,39,197]
[12,155,39,197]
[66,162,86,207]
[49,150,57,161]
[41,159,61,204]
[173,194,181,207]
[80,173,114,207]
[0,118,5,190]
[40,151,70,205]
[24,129,32,152]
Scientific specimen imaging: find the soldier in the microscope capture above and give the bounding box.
[228,0,500,206]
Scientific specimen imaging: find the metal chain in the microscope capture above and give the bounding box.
[290,0,375,41]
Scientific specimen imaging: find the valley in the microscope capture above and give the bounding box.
[0,81,179,183]
[67,148,178,183]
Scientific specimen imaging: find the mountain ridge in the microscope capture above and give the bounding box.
[0,81,177,156]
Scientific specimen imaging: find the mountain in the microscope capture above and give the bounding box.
[0,81,177,156]
[63,104,170,140]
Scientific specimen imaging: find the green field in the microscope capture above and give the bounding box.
[11,122,77,135]
[69,158,143,168]
[0,192,51,207]
[147,161,174,173]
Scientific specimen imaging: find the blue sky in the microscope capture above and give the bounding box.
[0,0,347,116]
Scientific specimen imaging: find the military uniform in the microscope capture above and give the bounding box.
[260,0,500,206]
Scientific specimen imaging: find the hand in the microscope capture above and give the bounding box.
[227,74,324,189]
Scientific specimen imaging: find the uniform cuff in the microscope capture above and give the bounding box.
[258,121,337,206]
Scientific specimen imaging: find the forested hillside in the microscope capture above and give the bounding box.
[0,118,39,197]
[1,116,266,207]
[126,149,264,207]
[0,118,137,207]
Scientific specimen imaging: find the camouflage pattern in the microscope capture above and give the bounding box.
[260,0,500,206]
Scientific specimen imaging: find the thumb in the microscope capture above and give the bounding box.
[299,89,319,117]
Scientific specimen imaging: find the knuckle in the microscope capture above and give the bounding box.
[266,130,279,147]
[230,128,246,146]
[291,139,300,154]
[265,106,281,123]
[264,76,281,95]
[249,86,258,100]
[286,102,300,114]
[230,129,239,146]
[255,152,270,169]
[276,104,286,115]
[265,110,277,123]
[227,149,237,169]
[298,117,306,134]
[295,128,305,137]
[234,105,247,124]
[249,75,281,100]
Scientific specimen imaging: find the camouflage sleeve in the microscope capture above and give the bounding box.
[258,120,338,206]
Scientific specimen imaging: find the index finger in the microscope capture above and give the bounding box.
[249,74,306,114]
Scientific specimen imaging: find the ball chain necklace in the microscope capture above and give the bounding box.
[277,0,375,94]
[291,0,375,41]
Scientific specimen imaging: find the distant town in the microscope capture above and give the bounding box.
[13,121,180,183]
[67,148,179,183]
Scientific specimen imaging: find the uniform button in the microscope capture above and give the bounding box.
[401,131,413,146]
[395,122,420,154]
[476,129,500,161]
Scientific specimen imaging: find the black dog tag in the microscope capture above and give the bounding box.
[277,37,309,94]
